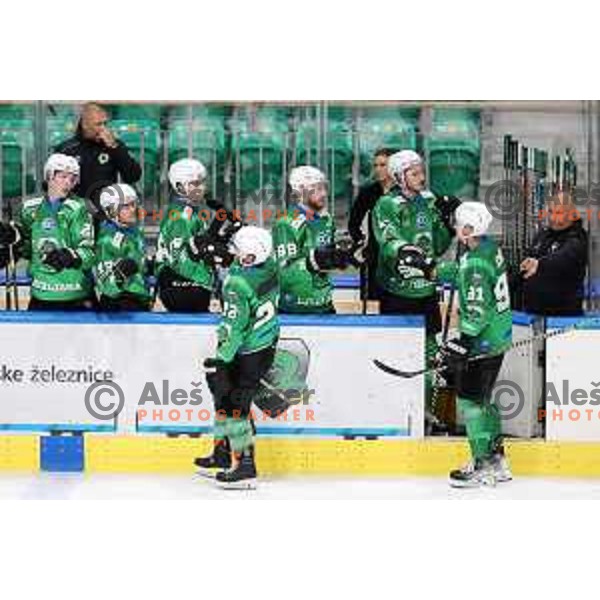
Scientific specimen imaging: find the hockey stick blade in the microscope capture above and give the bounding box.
[372,359,427,379]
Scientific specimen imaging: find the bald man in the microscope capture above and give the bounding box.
[55,103,141,210]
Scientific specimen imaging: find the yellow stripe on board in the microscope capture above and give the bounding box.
[2,435,600,477]
[0,435,39,471]
[83,436,600,477]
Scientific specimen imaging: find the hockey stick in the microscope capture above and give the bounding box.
[427,241,465,429]
[360,258,368,315]
[4,200,19,310]
[373,314,600,380]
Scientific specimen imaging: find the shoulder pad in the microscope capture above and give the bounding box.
[387,192,408,205]
[63,198,84,212]
[421,190,436,201]
[22,197,44,210]
[290,212,307,230]
[224,274,252,298]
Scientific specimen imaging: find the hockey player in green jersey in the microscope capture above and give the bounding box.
[0,154,95,310]
[438,202,513,488]
[156,158,233,312]
[372,150,460,430]
[272,166,354,313]
[195,226,279,489]
[95,184,152,311]
[372,149,458,316]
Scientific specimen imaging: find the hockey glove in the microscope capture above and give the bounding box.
[42,248,82,271]
[435,195,462,234]
[114,258,139,286]
[440,336,473,374]
[189,234,233,268]
[396,245,435,279]
[307,245,351,272]
[0,247,8,269]
[0,222,20,247]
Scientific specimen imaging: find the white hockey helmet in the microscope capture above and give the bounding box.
[289,165,327,194]
[99,183,139,220]
[455,201,493,237]
[387,150,423,183]
[168,158,207,193]
[231,226,273,266]
[44,153,80,181]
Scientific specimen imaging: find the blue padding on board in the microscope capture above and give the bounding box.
[136,424,410,437]
[512,312,538,326]
[0,273,361,290]
[40,435,85,472]
[546,314,600,330]
[0,311,424,328]
[332,274,360,289]
[0,423,115,432]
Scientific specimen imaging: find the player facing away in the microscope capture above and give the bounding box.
[95,184,152,311]
[195,226,280,490]
[156,158,231,312]
[272,166,354,314]
[0,153,96,310]
[438,202,513,488]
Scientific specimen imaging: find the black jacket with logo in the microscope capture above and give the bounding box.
[522,220,588,316]
[348,181,388,299]
[54,125,141,208]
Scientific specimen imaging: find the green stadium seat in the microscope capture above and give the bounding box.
[295,118,354,203]
[0,103,34,120]
[108,104,162,122]
[167,117,226,200]
[0,119,35,199]
[168,104,230,121]
[46,103,80,119]
[47,117,78,150]
[427,109,481,198]
[356,107,419,180]
[111,120,160,199]
[231,107,290,204]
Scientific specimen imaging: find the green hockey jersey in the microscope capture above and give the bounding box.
[18,195,95,301]
[94,221,151,301]
[155,199,215,290]
[372,189,452,299]
[216,255,280,363]
[438,237,512,356]
[271,205,335,313]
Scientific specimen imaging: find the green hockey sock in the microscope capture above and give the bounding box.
[458,396,497,461]
[213,417,227,442]
[224,417,254,453]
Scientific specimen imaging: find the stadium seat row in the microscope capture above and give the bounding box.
[0,103,481,206]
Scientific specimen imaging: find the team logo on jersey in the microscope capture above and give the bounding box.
[98,153,110,165]
[41,218,56,231]
[316,231,332,246]
[415,212,429,229]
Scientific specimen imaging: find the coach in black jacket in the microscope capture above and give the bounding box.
[520,195,588,316]
[348,148,395,300]
[54,103,141,209]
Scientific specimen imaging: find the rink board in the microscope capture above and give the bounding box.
[546,316,600,441]
[4,435,600,476]
[0,312,424,438]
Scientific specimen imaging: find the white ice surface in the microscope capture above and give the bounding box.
[0,473,599,500]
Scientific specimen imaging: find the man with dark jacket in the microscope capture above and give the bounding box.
[520,194,588,316]
[348,148,395,300]
[54,103,141,210]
